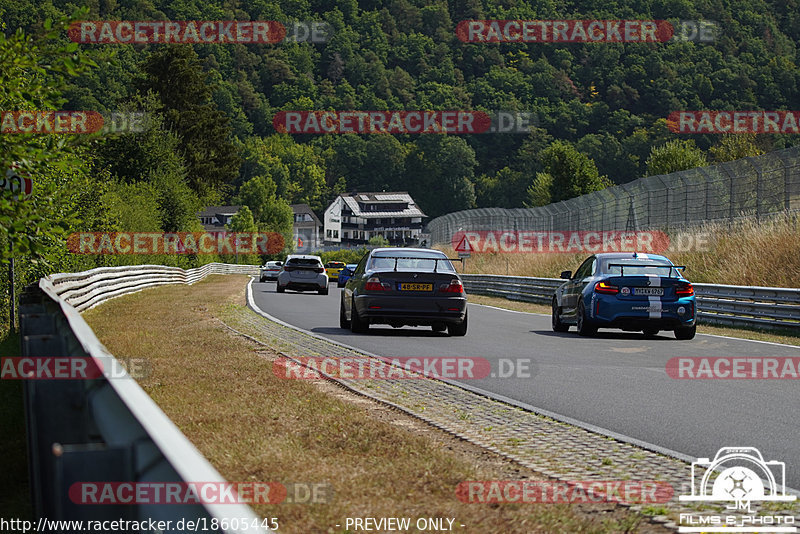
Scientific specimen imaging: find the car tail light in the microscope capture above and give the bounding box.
[594,281,619,294]
[365,276,391,291]
[315,267,324,273]
[439,279,464,293]
[675,282,694,296]
[283,266,295,272]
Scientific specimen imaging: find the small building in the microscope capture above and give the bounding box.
[291,203,323,252]
[323,192,426,246]
[198,205,241,231]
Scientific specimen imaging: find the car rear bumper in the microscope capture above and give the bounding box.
[589,295,696,329]
[278,273,327,290]
[355,294,467,325]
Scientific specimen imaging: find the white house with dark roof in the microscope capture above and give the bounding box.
[198,205,241,231]
[323,192,426,246]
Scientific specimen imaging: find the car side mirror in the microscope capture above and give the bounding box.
[560,270,572,280]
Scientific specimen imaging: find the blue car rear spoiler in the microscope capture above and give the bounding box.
[607,263,686,278]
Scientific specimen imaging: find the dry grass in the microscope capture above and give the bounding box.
[439,214,800,287]
[83,275,668,534]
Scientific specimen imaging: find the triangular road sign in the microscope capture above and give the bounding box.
[454,234,474,253]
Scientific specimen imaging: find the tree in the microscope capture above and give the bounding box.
[139,45,241,200]
[524,173,554,208]
[539,141,611,203]
[709,134,765,162]
[646,140,708,176]
[0,11,98,262]
[368,235,389,247]
[233,175,293,252]
[228,205,257,233]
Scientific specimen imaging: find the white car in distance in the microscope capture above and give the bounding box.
[276,255,329,295]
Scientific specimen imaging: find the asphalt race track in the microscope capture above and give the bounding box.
[251,281,800,490]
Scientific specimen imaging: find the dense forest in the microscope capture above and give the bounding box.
[1,0,800,328]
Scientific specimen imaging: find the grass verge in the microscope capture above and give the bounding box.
[83,275,668,534]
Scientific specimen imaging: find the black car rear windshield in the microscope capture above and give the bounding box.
[370,253,455,272]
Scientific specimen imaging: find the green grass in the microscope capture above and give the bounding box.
[0,331,32,518]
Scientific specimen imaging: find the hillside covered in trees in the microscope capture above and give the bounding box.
[4,0,800,219]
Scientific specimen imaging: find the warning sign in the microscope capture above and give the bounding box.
[453,234,475,253]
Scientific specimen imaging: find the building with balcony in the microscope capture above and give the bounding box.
[323,192,426,246]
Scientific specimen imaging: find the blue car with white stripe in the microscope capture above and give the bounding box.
[551,253,696,339]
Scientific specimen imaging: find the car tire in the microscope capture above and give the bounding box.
[674,325,696,340]
[350,298,368,333]
[259,276,266,283]
[447,311,468,337]
[576,301,597,337]
[642,328,659,338]
[339,298,350,329]
[276,284,285,293]
[319,287,329,295]
[552,298,570,332]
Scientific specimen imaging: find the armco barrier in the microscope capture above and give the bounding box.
[20,263,270,533]
[461,274,800,331]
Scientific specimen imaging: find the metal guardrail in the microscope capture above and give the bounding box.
[20,263,269,533]
[461,274,800,331]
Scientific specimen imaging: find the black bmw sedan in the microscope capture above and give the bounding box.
[339,247,467,336]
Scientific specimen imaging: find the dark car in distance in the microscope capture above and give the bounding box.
[340,248,467,336]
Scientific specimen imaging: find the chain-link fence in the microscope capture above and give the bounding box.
[427,146,800,245]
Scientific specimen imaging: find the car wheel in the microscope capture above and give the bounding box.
[642,328,659,338]
[339,298,349,329]
[259,276,266,283]
[447,311,468,336]
[576,301,596,337]
[350,298,368,333]
[552,298,569,332]
[674,325,696,340]
[276,284,285,293]
[319,287,329,295]
[431,323,446,332]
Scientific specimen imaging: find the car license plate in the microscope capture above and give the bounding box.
[399,283,432,291]
[633,287,664,296]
